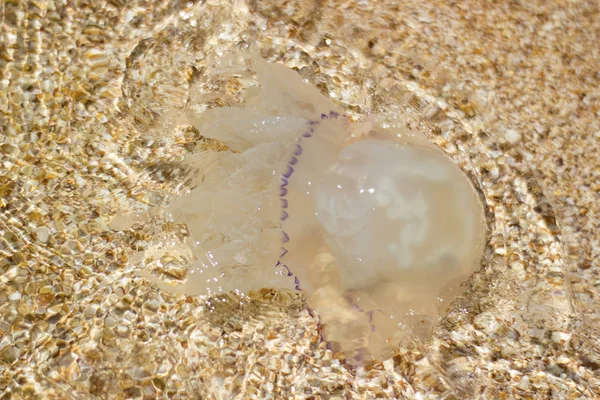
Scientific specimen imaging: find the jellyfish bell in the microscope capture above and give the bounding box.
[315,137,485,290]
[277,115,486,358]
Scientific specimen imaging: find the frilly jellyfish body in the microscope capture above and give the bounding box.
[135,55,487,359]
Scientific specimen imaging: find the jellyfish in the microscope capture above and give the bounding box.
[133,54,487,359]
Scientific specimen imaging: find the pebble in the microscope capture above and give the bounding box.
[551,331,571,347]
[8,291,22,301]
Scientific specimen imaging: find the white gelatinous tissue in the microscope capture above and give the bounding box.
[130,53,487,360]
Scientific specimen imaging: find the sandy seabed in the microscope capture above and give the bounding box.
[0,0,599,398]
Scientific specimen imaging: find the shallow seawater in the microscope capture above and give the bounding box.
[1,0,590,398]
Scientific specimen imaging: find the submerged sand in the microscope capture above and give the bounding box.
[0,0,599,398]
